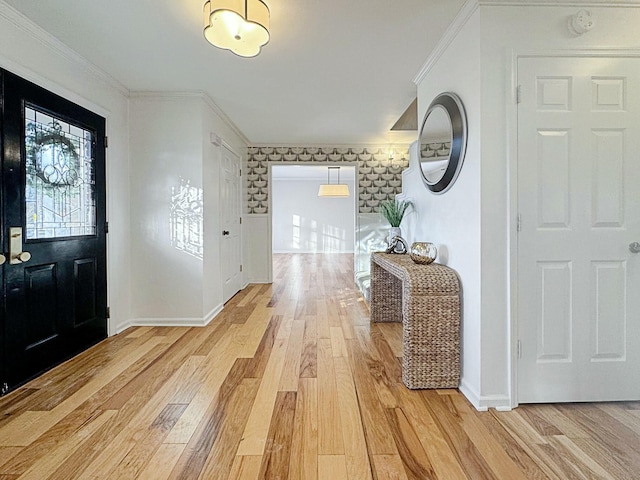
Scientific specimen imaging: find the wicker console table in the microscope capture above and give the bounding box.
[370,252,460,389]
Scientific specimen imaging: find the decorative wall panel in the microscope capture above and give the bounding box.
[246,146,410,214]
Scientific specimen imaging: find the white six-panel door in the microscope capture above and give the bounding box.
[517,56,640,403]
[221,144,242,303]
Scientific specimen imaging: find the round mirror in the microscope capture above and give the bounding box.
[418,92,467,194]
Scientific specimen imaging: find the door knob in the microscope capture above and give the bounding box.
[9,227,31,264]
[0,254,5,265]
[222,230,230,236]
[630,242,640,254]
[15,251,31,262]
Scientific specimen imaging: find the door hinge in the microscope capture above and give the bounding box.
[106,306,111,319]
[516,214,522,232]
[516,85,522,104]
[517,340,522,359]
[239,217,242,225]
[240,264,243,272]
[104,136,109,148]
[239,168,242,176]
[1,383,9,396]
[105,221,109,234]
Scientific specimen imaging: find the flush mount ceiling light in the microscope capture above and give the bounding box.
[318,166,350,198]
[203,0,270,58]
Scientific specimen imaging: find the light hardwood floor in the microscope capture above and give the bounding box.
[0,253,639,479]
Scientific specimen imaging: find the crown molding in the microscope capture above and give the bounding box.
[480,0,640,5]
[202,94,250,146]
[413,0,480,85]
[129,91,208,100]
[414,0,640,84]
[129,90,251,146]
[516,47,640,57]
[248,143,412,149]
[0,1,129,96]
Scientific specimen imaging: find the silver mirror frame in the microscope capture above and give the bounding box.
[418,92,468,194]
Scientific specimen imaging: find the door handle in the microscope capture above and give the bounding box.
[222,230,230,236]
[630,242,640,254]
[0,253,5,265]
[9,227,31,264]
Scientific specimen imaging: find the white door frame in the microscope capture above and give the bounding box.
[266,161,360,281]
[507,48,640,408]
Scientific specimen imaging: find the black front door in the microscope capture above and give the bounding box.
[1,70,107,394]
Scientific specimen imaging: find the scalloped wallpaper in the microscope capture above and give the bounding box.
[246,146,411,214]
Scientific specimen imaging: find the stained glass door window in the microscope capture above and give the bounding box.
[25,105,96,239]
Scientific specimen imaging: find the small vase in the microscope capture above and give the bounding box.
[410,242,437,264]
[388,227,401,247]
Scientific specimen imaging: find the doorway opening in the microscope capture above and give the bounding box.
[271,165,357,255]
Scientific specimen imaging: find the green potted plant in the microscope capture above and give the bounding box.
[379,199,413,247]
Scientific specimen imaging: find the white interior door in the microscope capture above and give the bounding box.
[221,144,242,303]
[517,56,640,403]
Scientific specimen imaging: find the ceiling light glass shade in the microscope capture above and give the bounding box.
[203,0,270,58]
[318,184,350,197]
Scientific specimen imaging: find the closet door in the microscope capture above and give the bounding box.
[517,56,640,403]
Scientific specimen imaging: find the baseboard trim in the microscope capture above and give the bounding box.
[128,303,224,328]
[459,380,487,411]
[459,379,512,411]
[114,319,132,335]
[272,250,355,254]
[203,303,224,325]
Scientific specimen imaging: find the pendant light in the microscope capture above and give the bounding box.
[318,166,350,197]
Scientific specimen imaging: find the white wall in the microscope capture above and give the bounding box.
[272,168,356,253]
[479,2,640,407]
[406,0,640,409]
[402,8,483,406]
[0,5,131,334]
[129,96,205,322]
[129,93,248,324]
[244,215,271,284]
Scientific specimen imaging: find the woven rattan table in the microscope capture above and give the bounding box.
[370,252,460,389]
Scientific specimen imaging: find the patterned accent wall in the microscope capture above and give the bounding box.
[420,141,451,159]
[246,146,410,214]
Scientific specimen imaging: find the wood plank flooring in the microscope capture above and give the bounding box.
[0,253,639,479]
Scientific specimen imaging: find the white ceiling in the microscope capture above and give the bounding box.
[2,0,466,145]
